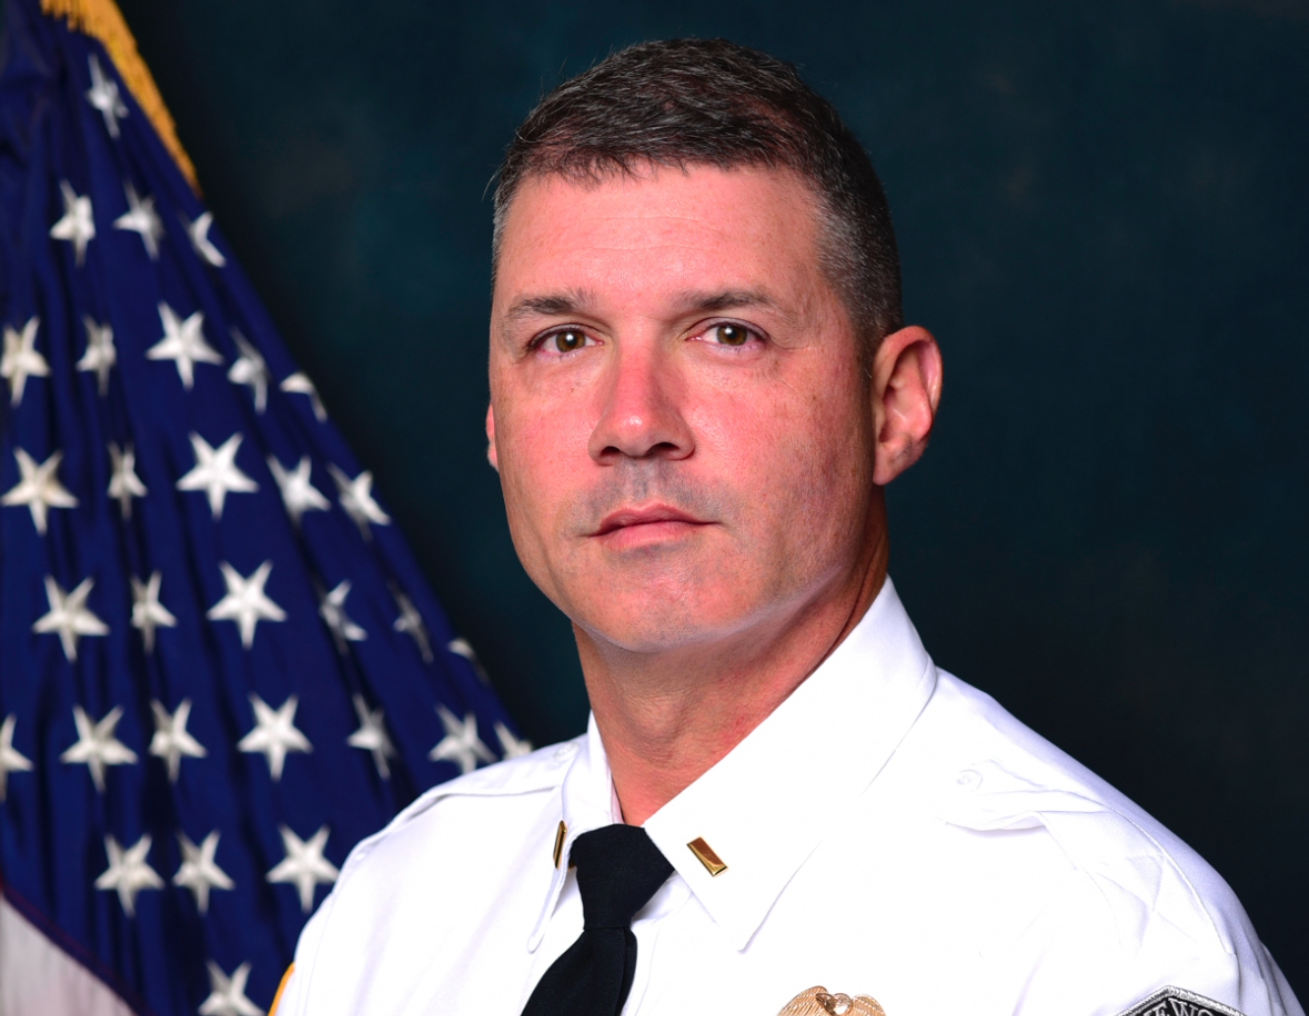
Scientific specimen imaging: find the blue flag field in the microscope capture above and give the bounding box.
[0,0,524,1011]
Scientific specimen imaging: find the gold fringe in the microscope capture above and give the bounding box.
[41,0,199,191]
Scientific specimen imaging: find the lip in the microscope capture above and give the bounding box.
[592,504,708,537]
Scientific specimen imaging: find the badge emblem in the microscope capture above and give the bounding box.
[1115,986,1245,1016]
[776,986,886,1016]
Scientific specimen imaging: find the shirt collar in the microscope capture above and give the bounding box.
[531,577,937,952]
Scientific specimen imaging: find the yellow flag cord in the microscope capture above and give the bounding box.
[40,0,199,191]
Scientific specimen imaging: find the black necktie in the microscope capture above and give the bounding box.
[521,824,674,1016]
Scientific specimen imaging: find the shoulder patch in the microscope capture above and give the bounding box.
[1116,987,1245,1016]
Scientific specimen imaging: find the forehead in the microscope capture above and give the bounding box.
[493,165,829,315]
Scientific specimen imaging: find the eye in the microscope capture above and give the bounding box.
[698,322,760,347]
[534,327,595,356]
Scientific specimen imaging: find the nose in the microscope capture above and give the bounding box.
[587,344,694,464]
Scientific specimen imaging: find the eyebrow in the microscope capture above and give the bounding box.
[503,290,597,321]
[502,287,779,321]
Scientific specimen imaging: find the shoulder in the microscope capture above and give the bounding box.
[923,672,1227,925]
[903,672,1299,1016]
[335,735,579,880]
[277,737,582,1016]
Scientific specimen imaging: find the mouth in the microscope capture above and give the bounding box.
[592,504,710,542]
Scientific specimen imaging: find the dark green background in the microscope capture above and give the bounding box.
[114,0,1307,990]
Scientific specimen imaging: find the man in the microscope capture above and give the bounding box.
[273,39,1301,1016]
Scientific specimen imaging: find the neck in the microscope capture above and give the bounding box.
[578,505,889,827]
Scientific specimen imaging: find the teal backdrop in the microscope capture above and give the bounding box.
[80,0,1309,990]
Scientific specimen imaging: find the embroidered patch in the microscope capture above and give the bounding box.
[1115,986,1246,1016]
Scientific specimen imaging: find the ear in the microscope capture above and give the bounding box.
[485,402,500,471]
[870,325,943,486]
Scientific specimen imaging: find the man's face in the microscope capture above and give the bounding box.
[488,165,880,655]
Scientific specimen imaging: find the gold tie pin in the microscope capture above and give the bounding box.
[776,986,886,1016]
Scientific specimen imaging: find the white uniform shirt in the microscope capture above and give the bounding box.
[276,580,1302,1016]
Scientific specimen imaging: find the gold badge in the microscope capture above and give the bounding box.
[776,986,886,1016]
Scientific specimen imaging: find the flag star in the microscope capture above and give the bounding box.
[227,329,269,412]
[176,432,259,519]
[280,372,326,421]
[0,715,34,803]
[174,830,234,914]
[182,210,227,268]
[392,589,432,662]
[95,834,163,917]
[107,442,147,518]
[494,722,534,760]
[267,455,329,525]
[448,636,491,684]
[429,706,495,775]
[347,695,395,779]
[76,316,116,395]
[319,580,366,652]
[149,698,205,782]
[267,824,339,913]
[2,448,78,535]
[2,317,49,406]
[199,961,263,1016]
[146,302,222,389]
[238,693,310,781]
[33,576,108,663]
[113,182,164,259]
[60,705,137,792]
[85,54,128,138]
[208,561,286,649]
[131,572,178,653]
[49,181,95,266]
[328,464,391,535]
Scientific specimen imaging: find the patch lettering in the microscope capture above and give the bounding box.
[1115,986,1245,1016]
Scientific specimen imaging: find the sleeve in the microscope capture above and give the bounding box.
[268,886,337,1016]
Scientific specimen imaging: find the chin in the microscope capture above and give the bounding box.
[570,586,762,656]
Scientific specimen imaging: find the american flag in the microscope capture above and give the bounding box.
[0,1,525,1012]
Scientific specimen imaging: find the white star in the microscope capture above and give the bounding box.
[207,561,286,649]
[328,464,391,535]
[76,316,116,395]
[267,824,339,913]
[2,317,49,406]
[0,715,34,803]
[95,834,163,917]
[448,636,491,684]
[494,722,533,760]
[173,830,233,914]
[392,588,432,662]
[428,706,495,775]
[347,695,395,779]
[49,181,95,266]
[267,455,329,525]
[131,572,178,653]
[85,55,127,138]
[149,698,205,781]
[33,576,108,663]
[227,329,269,412]
[238,693,310,781]
[280,372,326,421]
[146,302,222,389]
[176,432,258,519]
[183,211,227,268]
[113,182,164,260]
[107,442,147,518]
[199,961,263,1016]
[2,448,78,535]
[61,705,137,792]
[319,580,366,652]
